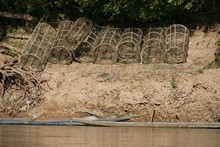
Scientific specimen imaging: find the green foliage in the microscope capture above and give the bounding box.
[0,0,215,26]
[1,49,21,57]
[197,69,204,74]
[215,38,220,47]
[171,75,177,89]
[215,38,220,67]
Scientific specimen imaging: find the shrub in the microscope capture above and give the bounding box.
[214,38,220,67]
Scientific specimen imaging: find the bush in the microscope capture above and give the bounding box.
[0,0,215,26]
[215,38,220,67]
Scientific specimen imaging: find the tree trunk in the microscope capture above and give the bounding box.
[0,11,33,21]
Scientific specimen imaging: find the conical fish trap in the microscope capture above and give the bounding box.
[49,20,74,64]
[49,17,93,64]
[141,28,165,64]
[164,24,189,63]
[21,23,56,71]
[66,17,93,56]
[74,27,100,63]
[117,28,143,63]
[93,27,121,64]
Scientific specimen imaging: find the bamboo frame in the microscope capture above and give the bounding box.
[21,23,56,71]
[164,24,189,63]
[93,27,121,64]
[141,28,165,64]
[117,28,143,63]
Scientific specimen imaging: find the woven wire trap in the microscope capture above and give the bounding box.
[164,24,189,63]
[74,27,100,63]
[93,27,121,64]
[141,28,165,64]
[66,17,93,51]
[20,18,190,70]
[117,28,143,63]
[20,23,56,71]
[49,17,93,64]
[49,20,74,64]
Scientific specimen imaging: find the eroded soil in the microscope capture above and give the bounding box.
[1,26,220,122]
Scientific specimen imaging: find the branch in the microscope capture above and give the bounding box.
[1,43,20,52]
[0,11,33,21]
[0,83,4,99]
[7,34,29,40]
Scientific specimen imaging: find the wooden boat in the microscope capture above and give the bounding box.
[0,118,219,128]
[76,120,220,129]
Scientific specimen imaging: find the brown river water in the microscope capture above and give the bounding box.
[0,125,220,147]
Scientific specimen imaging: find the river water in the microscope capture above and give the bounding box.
[0,125,220,147]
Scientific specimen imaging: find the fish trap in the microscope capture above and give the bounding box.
[49,17,93,64]
[74,27,100,63]
[21,23,56,71]
[117,28,143,63]
[49,20,74,64]
[66,18,93,57]
[93,27,121,64]
[164,24,189,63]
[141,28,165,64]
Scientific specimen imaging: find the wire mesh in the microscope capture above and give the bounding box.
[117,28,143,63]
[49,20,74,64]
[74,27,100,63]
[141,28,165,64]
[49,17,93,64]
[20,23,56,71]
[93,27,121,64]
[164,24,189,63]
[21,18,190,68]
[66,17,93,51]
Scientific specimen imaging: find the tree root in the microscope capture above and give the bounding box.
[0,57,45,117]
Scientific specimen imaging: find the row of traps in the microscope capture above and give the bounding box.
[21,17,189,71]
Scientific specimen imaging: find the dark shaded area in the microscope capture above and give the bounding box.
[0,0,219,28]
[0,18,7,41]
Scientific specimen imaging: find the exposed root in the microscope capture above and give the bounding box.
[0,58,45,117]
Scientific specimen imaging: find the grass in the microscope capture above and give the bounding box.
[171,75,177,89]
[197,69,204,74]
[214,37,220,67]
[1,48,21,57]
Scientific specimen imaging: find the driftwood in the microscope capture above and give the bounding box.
[75,120,220,128]
[0,58,44,116]
[1,43,20,52]
[0,11,33,21]
[7,34,29,40]
[150,110,155,122]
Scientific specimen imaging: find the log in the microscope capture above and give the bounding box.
[1,43,20,52]
[0,83,4,99]
[0,59,45,116]
[150,110,155,122]
[7,34,29,40]
[0,11,33,21]
[75,120,220,128]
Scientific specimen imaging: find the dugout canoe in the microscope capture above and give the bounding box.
[76,120,220,129]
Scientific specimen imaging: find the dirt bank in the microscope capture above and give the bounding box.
[1,27,220,122]
[29,28,220,122]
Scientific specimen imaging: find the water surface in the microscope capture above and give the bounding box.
[0,125,220,147]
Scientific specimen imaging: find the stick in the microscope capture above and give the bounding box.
[206,36,213,48]
[0,83,4,99]
[150,110,155,122]
[7,34,29,40]
[1,43,20,52]
[75,120,220,128]
[0,11,33,21]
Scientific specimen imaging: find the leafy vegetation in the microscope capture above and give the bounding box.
[0,0,215,26]
[171,75,177,89]
[1,49,21,57]
[215,38,220,67]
